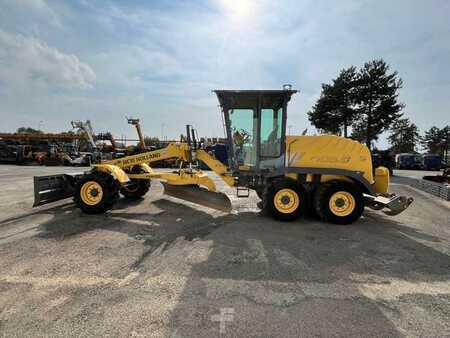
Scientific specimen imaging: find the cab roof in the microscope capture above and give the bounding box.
[214,89,298,110]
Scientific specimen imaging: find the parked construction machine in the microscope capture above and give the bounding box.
[0,141,33,164]
[127,117,147,151]
[33,88,413,224]
[95,117,149,157]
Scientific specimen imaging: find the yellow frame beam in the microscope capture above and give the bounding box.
[93,142,236,189]
[129,170,217,192]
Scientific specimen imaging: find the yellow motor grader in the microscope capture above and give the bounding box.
[33,88,413,224]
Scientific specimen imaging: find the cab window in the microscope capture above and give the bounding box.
[229,108,257,166]
[260,108,282,157]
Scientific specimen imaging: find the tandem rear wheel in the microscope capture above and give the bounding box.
[264,178,307,222]
[313,181,364,225]
[262,179,365,225]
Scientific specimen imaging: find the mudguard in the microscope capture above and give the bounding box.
[92,164,130,183]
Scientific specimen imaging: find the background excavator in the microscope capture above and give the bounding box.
[33,87,413,224]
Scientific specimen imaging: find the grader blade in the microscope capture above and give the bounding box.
[33,174,76,207]
[161,182,232,212]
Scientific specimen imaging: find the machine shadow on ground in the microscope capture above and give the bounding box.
[157,201,449,336]
[1,195,448,281]
[0,194,449,336]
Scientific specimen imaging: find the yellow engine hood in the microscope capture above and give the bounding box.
[285,135,374,184]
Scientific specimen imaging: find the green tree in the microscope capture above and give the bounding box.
[351,59,404,148]
[308,67,358,137]
[144,136,160,148]
[421,126,450,161]
[17,127,43,134]
[444,126,450,162]
[421,126,442,154]
[388,118,419,153]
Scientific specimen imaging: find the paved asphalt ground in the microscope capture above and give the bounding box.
[393,169,448,180]
[0,165,449,337]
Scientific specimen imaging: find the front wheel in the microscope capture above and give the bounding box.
[74,172,119,214]
[265,179,306,222]
[314,181,364,225]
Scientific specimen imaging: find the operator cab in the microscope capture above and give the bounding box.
[214,87,297,173]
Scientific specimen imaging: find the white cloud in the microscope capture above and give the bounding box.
[0,0,449,146]
[0,30,95,91]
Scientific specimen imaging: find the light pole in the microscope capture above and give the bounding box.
[445,127,450,163]
[161,123,166,141]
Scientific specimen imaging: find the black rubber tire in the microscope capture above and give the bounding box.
[255,189,264,200]
[305,186,320,219]
[74,172,119,214]
[120,179,150,199]
[119,166,151,199]
[105,190,120,208]
[388,166,394,176]
[264,178,306,222]
[313,181,364,225]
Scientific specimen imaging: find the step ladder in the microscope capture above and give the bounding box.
[236,186,250,198]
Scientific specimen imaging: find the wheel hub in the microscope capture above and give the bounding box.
[124,182,139,192]
[281,195,291,205]
[335,198,345,208]
[80,181,103,206]
[329,191,355,217]
[274,189,300,214]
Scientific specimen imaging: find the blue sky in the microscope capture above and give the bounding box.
[0,0,449,147]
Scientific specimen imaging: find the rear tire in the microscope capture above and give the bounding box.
[74,172,119,214]
[314,181,364,225]
[264,178,306,222]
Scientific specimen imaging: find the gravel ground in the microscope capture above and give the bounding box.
[0,165,449,337]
